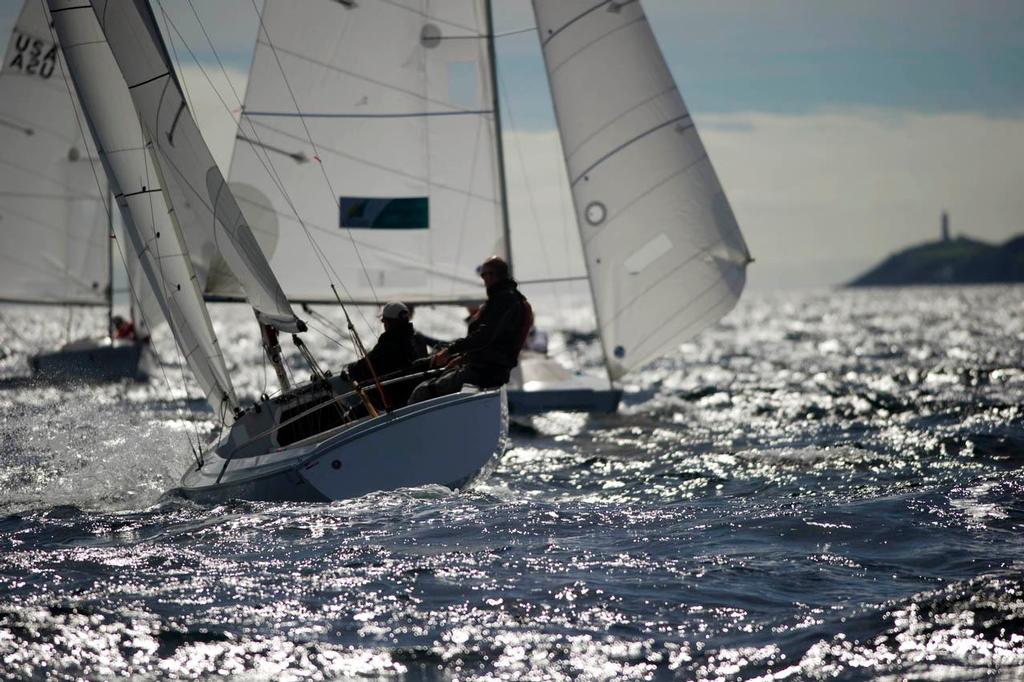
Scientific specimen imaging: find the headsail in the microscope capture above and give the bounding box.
[226,0,505,305]
[532,1,751,380]
[49,0,237,413]
[0,0,108,307]
[89,0,304,332]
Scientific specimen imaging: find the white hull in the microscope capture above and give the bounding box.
[29,339,148,382]
[508,352,621,414]
[173,388,508,503]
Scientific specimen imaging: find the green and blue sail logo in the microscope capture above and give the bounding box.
[340,197,428,229]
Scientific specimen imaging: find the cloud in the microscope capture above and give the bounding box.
[702,110,1024,289]
[499,111,1024,292]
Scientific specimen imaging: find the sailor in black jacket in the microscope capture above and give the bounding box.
[346,302,427,409]
[409,256,532,403]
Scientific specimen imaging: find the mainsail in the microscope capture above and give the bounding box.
[227,0,505,305]
[532,1,751,380]
[0,0,108,307]
[89,0,304,332]
[49,0,237,412]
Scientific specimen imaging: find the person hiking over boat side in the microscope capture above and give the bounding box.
[344,301,427,411]
[409,256,533,403]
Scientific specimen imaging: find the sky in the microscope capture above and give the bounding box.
[2,0,1022,291]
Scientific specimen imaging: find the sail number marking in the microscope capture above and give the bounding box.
[4,31,58,80]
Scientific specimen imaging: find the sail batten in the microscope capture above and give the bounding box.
[533,0,750,380]
[0,0,108,307]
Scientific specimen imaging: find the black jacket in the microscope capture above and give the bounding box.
[447,279,531,381]
[346,321,427,407]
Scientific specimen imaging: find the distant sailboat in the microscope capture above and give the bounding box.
[512,1,752,412]
[48,0,506,503]
[226,0,750,416]
[0,0,147,382]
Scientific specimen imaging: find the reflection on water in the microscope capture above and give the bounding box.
[1,286,1023,680]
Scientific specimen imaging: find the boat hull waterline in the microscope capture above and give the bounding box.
[29,340,148,382]
[508,388,622,415]
[172,389,509,503]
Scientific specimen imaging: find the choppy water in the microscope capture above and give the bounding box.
[1,286,1023,680]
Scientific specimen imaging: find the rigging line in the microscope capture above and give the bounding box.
[244,117,500,204]
[234,115,372,328]
[243,109,491,118]
[252,41,471,115]
[305,319,348,350]
[44,9,203,457]
[247,0,382,310]
[166,2,376,334]
[243,110,493,119]
[184,0,246,108]
[302,303,350,341]
[430,27,538,41]
[494,26,536,38]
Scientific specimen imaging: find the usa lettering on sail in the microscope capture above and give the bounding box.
[5,31,57,79]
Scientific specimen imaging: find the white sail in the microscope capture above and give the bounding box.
[89,0,303,332]
[227,0,505,305]
[0,0,108,307]
[49,0,237,413]
[532,1,751,380]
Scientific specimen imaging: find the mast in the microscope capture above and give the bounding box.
[105,181,113,337]
[484,0,513,273]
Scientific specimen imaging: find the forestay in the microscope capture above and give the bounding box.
[89,0,304,332]
[228,0,505,305]
[533,0,751,380]
[49,0,237,413]
[0,0,107,306]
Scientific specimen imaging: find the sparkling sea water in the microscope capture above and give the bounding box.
[0,286,1022,680]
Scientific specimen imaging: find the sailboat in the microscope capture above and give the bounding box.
[0,0,147,382]
[224,0,751,416]
[47,0,507,503]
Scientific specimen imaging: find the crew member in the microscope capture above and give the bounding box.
[345,302,427,410]
[111,315,136,341]
[409,256,532,403]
